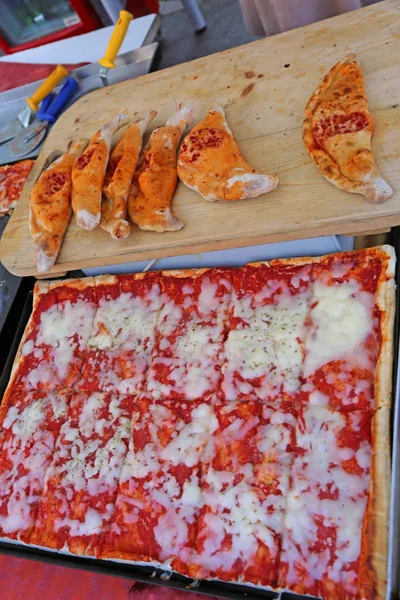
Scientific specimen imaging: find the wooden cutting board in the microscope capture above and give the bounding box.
[1,0,400,277]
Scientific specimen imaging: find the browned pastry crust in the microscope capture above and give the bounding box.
[303,55,393,203]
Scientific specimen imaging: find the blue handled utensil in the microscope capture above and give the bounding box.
[0,65,68,145]
[11,77,79,158]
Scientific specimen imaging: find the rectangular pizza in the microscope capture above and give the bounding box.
[0,245,395,600]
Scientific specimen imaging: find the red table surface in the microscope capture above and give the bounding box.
[0,554,217,599]
[0,62,88,93]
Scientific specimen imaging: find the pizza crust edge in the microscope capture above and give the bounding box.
[366,244,396,599]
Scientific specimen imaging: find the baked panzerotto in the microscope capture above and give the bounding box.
[101,110,157,240]
[128,105,194,233]
[30,139,88,273]
[303,55,393,203]
[72,114,129,230]
[178,106,278,201]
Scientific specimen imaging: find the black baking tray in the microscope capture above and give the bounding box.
[0,291,33,400]
[1,240,400,599]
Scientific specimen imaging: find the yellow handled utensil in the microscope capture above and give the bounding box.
[98,10,133,85]
[18,64,68,128]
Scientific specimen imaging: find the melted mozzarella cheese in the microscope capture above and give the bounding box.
[160,404,219,467]
[53,393,130,495]
[283,484,367,591]
[42,393,131,540]
[39,300,95,348]
[308,390,330,406]
[22,299,96,387]
[148,342,222,399]
[88,287,160,351]
[257,407,296,465]
[55,508,104,538]
[198,473,283,572]
[154,510,189,554]
[157,295,183,336]
[281,405,370,591]
[0,395,67,536]
[332,261,353,279]
[117,404,219,560]
[152,471,202,559]
[21,340,34,355]
[121,403,219,483]
[198,279,219,314]
[86,352,148,395]
[7,401,46,438]
[171,322,223,398]
[147,278,231,400]
[257,423,291,463]
[222,292,309,400]
[86,285,161,393]
[294,406,370,496]
[304,281,373,376]
[146,274,232,400]
[222,415,259,441]
[198,276,231,315]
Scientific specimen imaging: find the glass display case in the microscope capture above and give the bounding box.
[0,0,101,54]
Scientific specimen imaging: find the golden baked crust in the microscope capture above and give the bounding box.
[100,111,156,241]
[178,106,278,202]
[160,267,211,279]
[360,450,391,600]
[30,139,88,274]
[303,55,393,203]
[46,275,96,294]
[363,246,395,600]
[93,273,119,287]
[72,114,129,231]
[374,244,396,410]
[128,107,193,233]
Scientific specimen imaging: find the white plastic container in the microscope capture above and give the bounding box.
[83,235,354,276]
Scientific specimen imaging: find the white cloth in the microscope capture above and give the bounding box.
[239,0,380,36]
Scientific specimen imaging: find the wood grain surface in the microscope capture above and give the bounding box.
[1,0,400,276]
